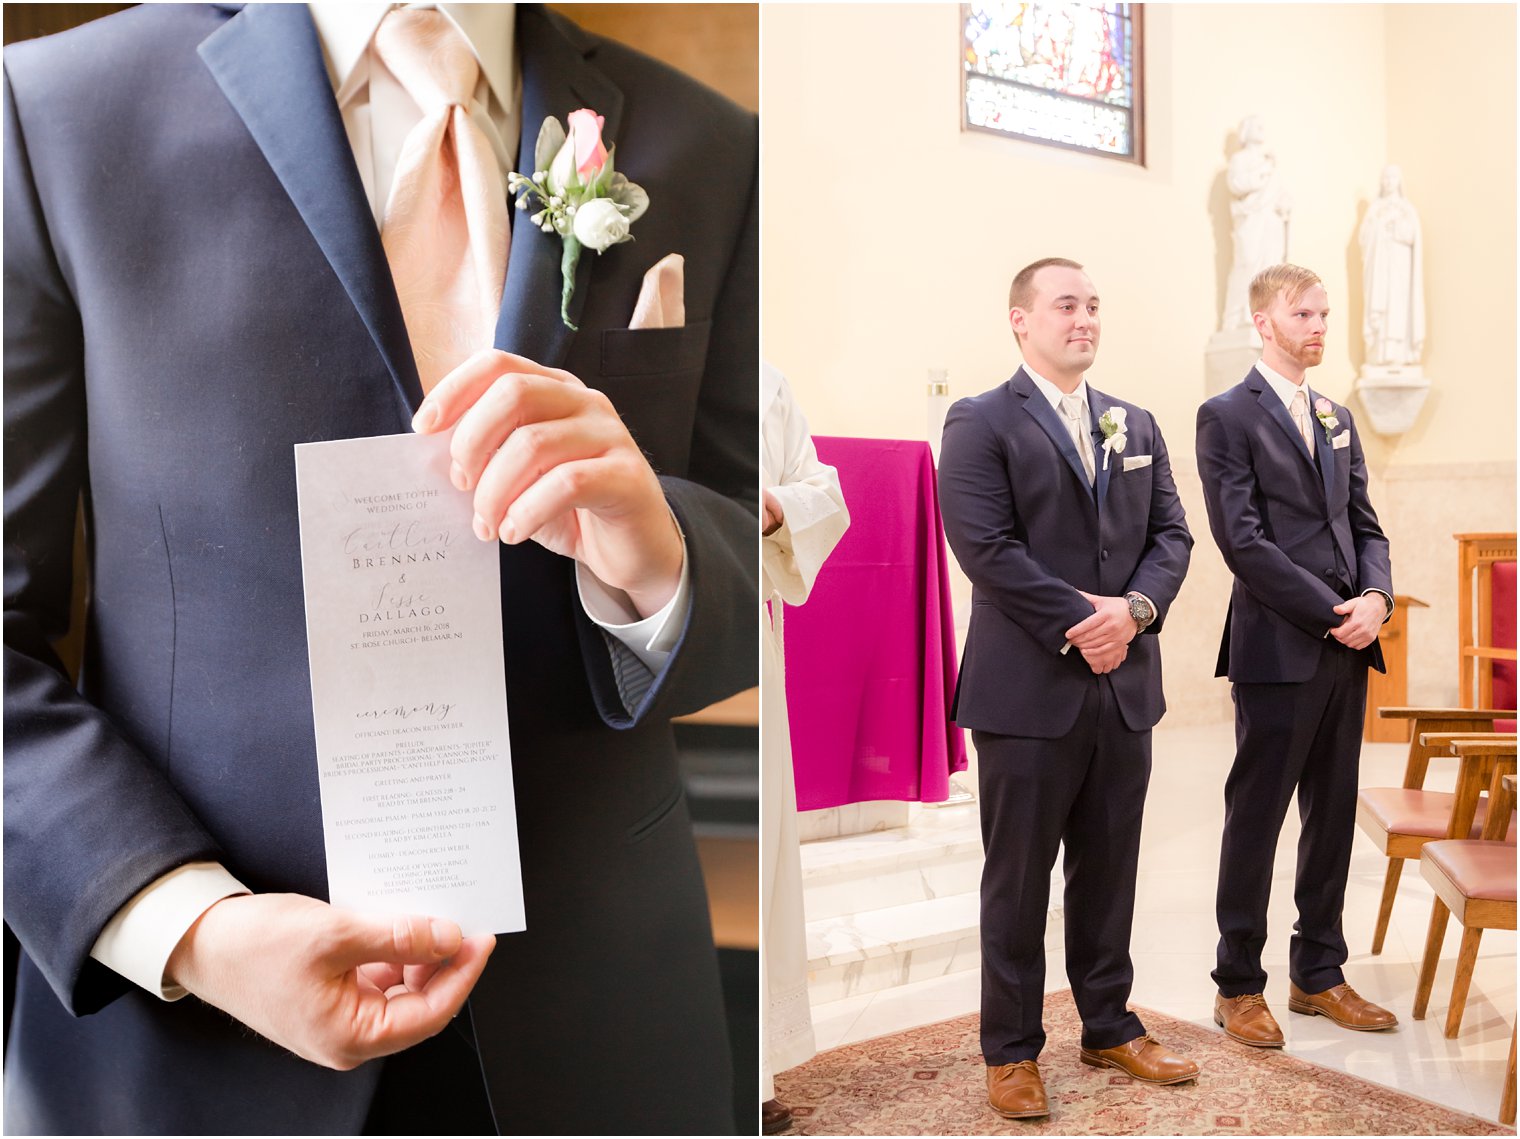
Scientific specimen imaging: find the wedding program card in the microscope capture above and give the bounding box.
[295,431,524,936]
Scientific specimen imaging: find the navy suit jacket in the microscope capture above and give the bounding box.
[1195,369,1391,683]
[3,5,756,1134]
[937,367,1192,739]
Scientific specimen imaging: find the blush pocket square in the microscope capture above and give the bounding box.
[629,253,685,330]
[1332,430,1351,450]
[1122,455,1153,471]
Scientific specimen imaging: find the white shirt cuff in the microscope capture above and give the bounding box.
[574,534,691,673]
[89,861,250,1001]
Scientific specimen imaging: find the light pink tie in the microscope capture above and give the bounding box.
[375,9,508,393]
[1290,388,1315,456]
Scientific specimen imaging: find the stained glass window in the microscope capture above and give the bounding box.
[962,2,1143,162]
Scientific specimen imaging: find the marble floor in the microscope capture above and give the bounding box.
[803,721,1517,1126]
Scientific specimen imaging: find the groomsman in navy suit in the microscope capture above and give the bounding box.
[1197,264,1397,1049]
[938,258,1195,1119]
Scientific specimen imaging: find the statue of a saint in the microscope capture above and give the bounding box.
[1359,164,1425,367]
[1220,116,1292,331]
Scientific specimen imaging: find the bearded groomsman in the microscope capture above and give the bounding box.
[938,257,1195,1120]
[1197,264,1397,1049]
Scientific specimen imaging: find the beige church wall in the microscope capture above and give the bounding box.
[764,3,1515,730]
[1367,4,1517,470]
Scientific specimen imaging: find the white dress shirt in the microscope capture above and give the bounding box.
[1254,358,1393,625]
[92,1,690,999]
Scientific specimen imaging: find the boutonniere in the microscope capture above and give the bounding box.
[507,109,649,330]
[1313,397,1340,443]
[1098,406,1127,470]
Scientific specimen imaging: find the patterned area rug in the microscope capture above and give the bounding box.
[774,990,1513,1135]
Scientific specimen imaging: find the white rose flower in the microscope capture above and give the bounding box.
[572,198,630,253]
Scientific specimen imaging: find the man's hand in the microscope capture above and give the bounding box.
[166,893,495,1071]
[413,350,683,618]
[1329,594,1385,650]
[1080,642,1128,675]
[761,489,782,536]
[1065,591,1139,652]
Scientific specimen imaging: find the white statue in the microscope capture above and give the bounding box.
[1220,116,1292,331]
[1360,164,1425,367]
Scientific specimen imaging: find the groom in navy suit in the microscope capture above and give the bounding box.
[4,4,755,1134]
[1197,264,1396,1049]
[937,258,1195,1119]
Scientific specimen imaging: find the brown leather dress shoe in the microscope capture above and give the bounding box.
[1288,981,1398,1030]
[1078,1034,1200,1084]
[1214,992,1285,1047]
[762,1098,793,1135]
[987,1060,1049,1119]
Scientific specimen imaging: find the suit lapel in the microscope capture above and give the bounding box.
[1014,369,1094,503]
[199,4,420,419]
[496,7,624,369]
[1249,369,1317,478]
[1087,386,1113,511]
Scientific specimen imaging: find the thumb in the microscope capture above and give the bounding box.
[1332,601,1352,614]
[324,911,465,970]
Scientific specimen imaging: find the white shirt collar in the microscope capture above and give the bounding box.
[1255,358,1314,409]
[1023,365,1090,416]
[308,3,517,112]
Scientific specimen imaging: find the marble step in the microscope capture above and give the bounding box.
[799,801,985,921]
[805,891,1070,1005]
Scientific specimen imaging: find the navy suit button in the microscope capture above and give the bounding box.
[1100,549,1110,561]
[1323,568,1335,578]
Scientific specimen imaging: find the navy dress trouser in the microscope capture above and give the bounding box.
[1213,641,1368,996]
[976,676,1151,1064]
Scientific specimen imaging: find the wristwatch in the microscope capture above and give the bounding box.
[1125,591,1156,632]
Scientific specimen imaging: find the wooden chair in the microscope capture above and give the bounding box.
[1502,1020,1515,1127]
[1412,744,1517,1037]
[1456,532,1516,713]
[1358,709,1515,953]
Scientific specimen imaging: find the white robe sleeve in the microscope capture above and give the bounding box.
[762,366,849,607]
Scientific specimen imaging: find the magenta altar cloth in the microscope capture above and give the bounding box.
[783,437,969,810]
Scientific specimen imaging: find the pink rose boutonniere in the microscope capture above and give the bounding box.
[507,109,649,330]
[1313,397,1339,443]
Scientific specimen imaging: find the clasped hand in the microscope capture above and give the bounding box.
[412,350,684,619]
[167,894,495,1071]
[1066,590,1139,676]
[1329,593,1384,650]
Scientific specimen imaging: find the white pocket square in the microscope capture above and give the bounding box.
[1122,455,1153,471]
[629,252,685,330]
[1332,430,1351,450]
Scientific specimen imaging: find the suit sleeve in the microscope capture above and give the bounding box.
[578,113,758,729]
[1344,411,1392,597]
[1195,398,1344,636]
[937,399,1093,651]
[3,66,223,1015]
[1122,414,1192,633]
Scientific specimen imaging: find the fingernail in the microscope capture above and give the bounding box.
[430,919,459,952]
[473,514,493,541]
[499,518,517,545]
[451,462,469,491]
[412,403,438,433]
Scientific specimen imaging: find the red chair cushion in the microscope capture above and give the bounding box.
[1421,840,1517,902]
[1493,561,1516,712]
[1358,787,1516,842]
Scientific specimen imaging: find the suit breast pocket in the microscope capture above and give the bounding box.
[594,321,712,475]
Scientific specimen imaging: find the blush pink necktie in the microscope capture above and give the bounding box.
[374,8,508,393]
[1290,388,1315,456]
